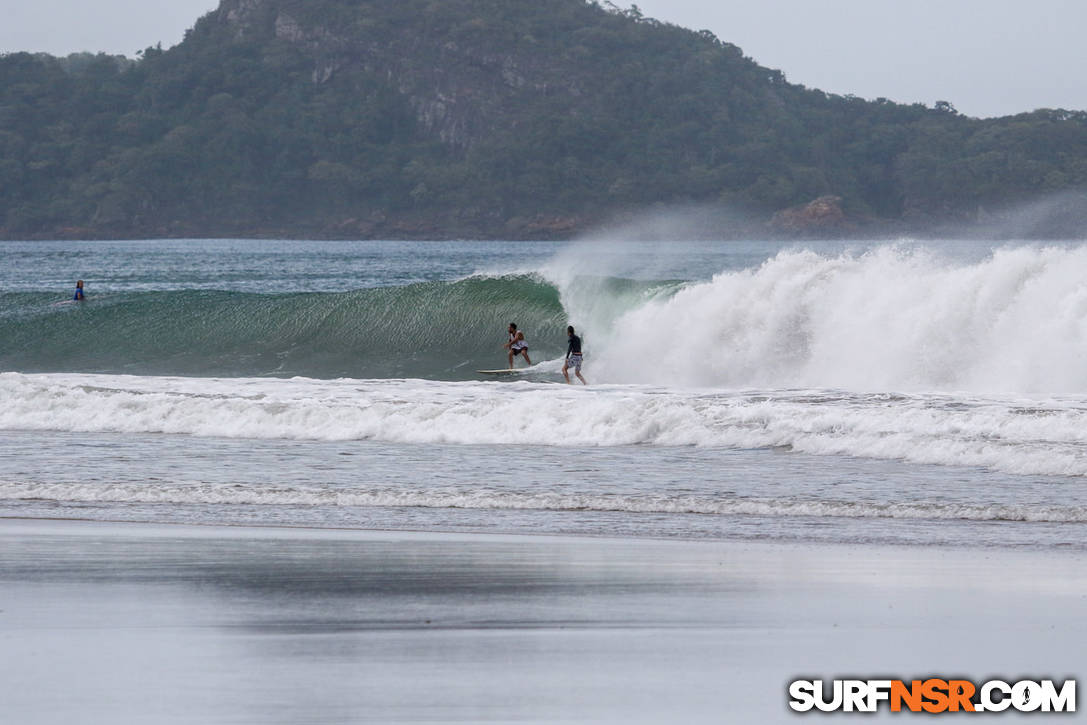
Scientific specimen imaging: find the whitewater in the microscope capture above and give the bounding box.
[6,374,1087,478]
[3,239,1087,548]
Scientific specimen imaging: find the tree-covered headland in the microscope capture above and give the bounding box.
[2,0,1087,239]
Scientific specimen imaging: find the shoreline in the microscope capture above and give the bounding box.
[2,516,1083,723]
[3,511,1086,554]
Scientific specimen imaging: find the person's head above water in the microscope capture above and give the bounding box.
[567,325,575,335]
[509,323,517,332]
[76,280,83,288]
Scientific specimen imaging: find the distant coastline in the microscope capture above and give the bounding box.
[3,0,1087,241]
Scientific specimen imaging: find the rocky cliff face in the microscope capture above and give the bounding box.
[215,0,585,149]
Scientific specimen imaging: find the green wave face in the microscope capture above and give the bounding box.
[0,276,573,379]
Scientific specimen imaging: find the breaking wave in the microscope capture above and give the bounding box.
[5,372,1087,477]
[559,244,1087,394]
[8,244,1087,394]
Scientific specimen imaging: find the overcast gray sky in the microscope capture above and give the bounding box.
[1,0,1083,118]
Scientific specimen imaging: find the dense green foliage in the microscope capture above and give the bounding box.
[2,0,1087,239]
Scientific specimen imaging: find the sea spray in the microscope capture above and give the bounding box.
[550,245,1087,393]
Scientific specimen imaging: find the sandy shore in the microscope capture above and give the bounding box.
[1,518,1083,723]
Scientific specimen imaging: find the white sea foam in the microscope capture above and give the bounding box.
[4,372,1087,477]
[547,245,1087,393]
[1,478,1083,523]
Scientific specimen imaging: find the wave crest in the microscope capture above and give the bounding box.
[0,275,566,378]
[557,245,1087,393]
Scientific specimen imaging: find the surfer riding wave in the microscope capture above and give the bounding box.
[505,322,531,369]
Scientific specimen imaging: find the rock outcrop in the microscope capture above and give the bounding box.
[769,196,851,237]
[215,0,585,149]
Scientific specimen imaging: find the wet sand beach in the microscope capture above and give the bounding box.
[1,518,1083,723]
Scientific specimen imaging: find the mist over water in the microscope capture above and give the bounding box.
[952,190,1087,241]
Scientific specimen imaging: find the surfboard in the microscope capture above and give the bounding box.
[477,369,523,375]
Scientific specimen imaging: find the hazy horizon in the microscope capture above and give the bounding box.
[0,0,1084,118]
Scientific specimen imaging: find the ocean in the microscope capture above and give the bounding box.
[3,238,1087,550]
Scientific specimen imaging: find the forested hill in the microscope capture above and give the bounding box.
[3,0,1087,240]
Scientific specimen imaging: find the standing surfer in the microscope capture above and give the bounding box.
[505,323,531,368]
[73,280,85,301]
[563,325,587,385]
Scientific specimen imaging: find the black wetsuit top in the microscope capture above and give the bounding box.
[567,334,582,356]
